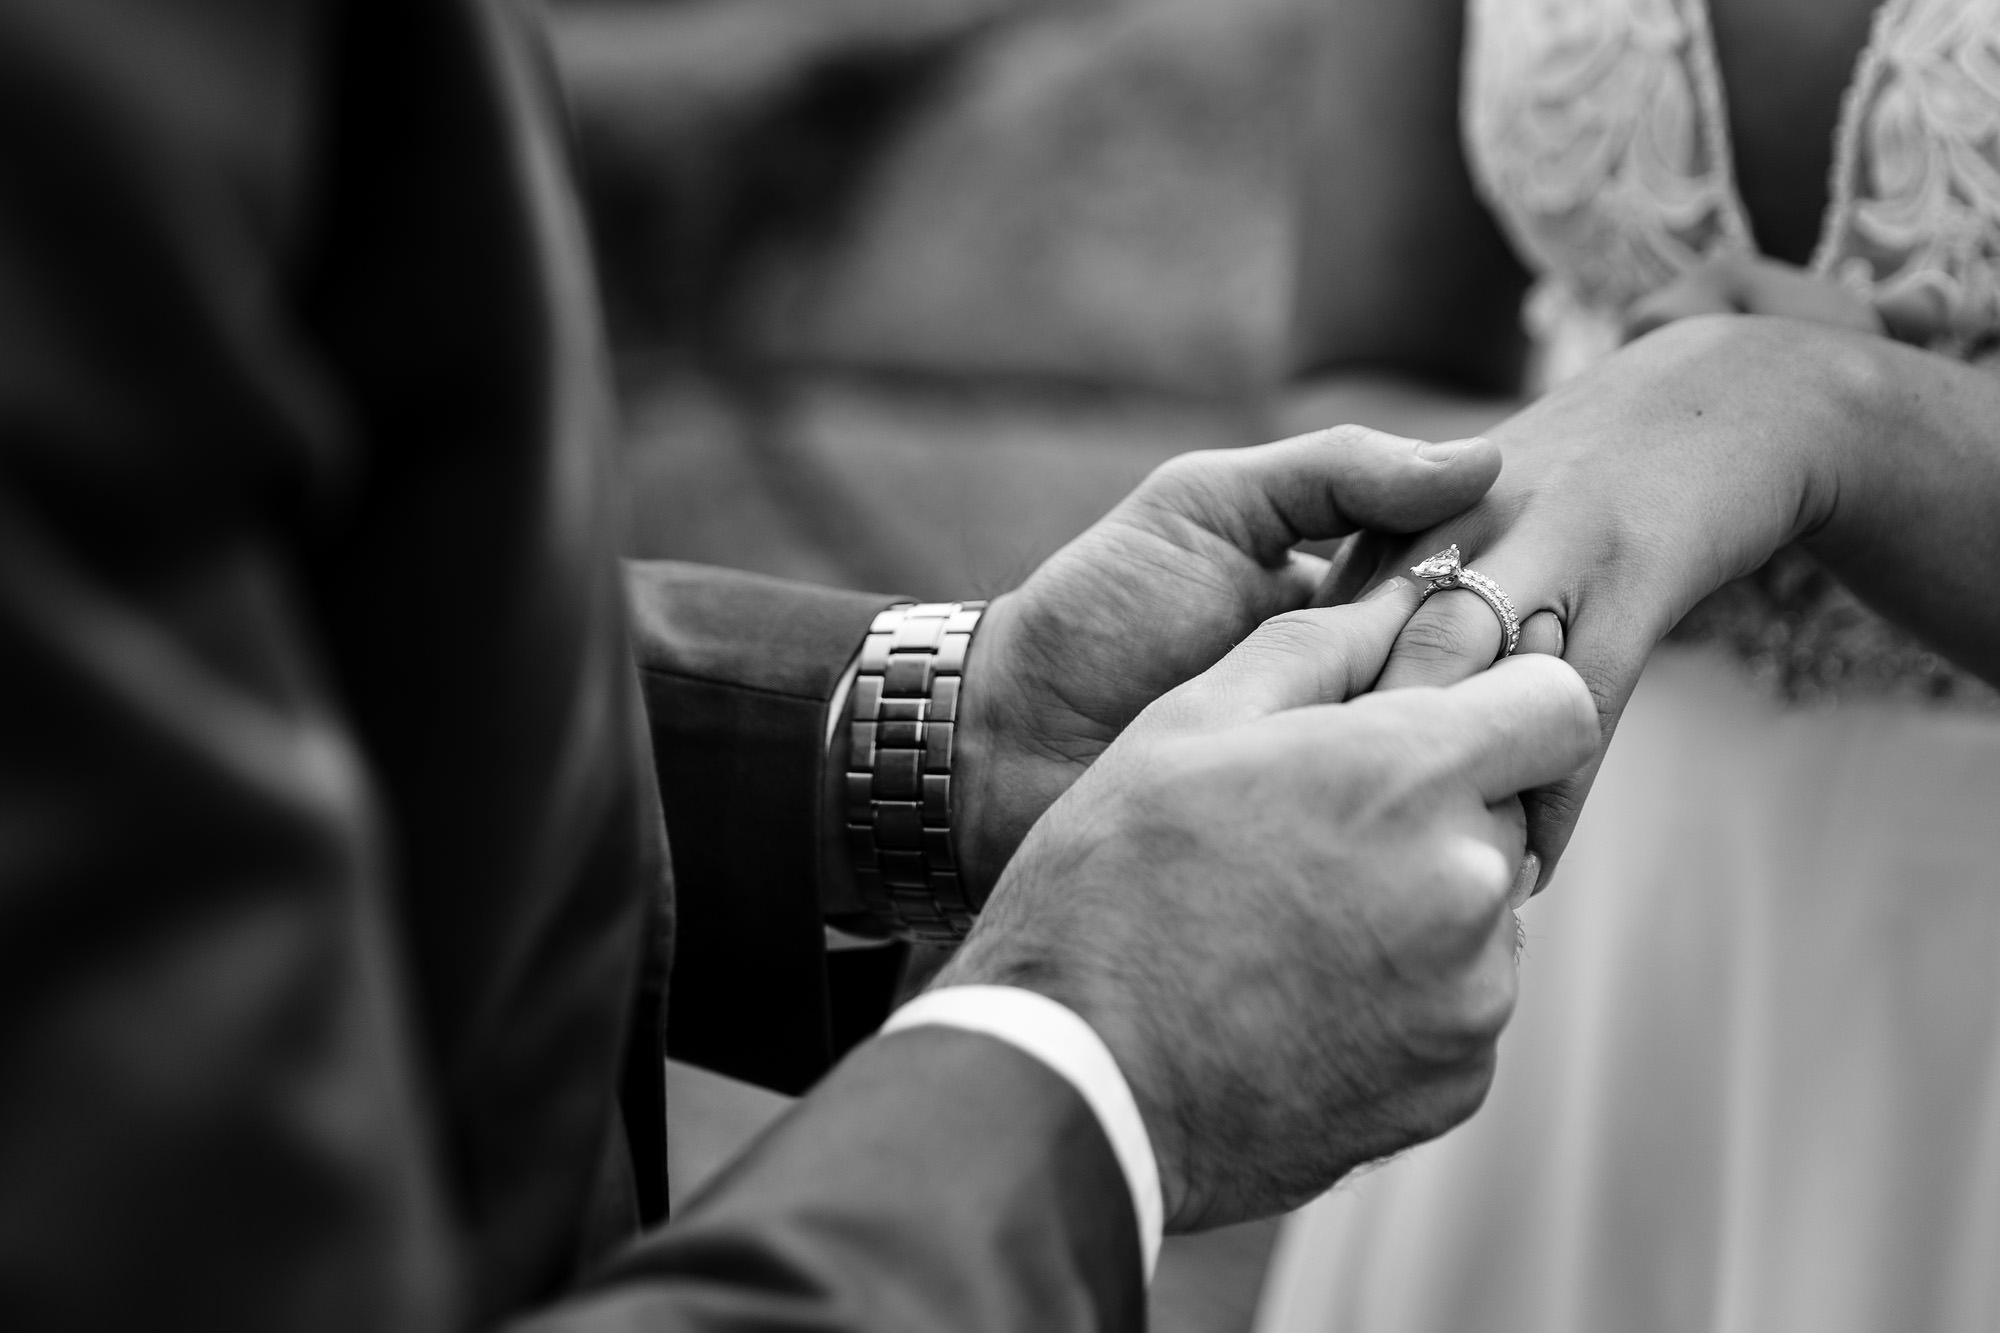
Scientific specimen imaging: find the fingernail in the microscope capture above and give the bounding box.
[1508,851,1542,911]
[1416,436,1483,462]
[1363,575,1410,602]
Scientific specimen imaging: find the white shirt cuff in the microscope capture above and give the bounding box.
[881,984,1164,1280]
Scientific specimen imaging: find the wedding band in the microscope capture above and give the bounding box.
[1410,544,1521,658]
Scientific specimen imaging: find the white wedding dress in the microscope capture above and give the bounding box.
[1259,2,2000,1330]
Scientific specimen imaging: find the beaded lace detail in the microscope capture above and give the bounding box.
[1817,0,2000,357]
[1463,0,2000,705]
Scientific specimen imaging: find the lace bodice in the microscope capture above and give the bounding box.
[1467,0,2000,369]
[1463,0,2000,705]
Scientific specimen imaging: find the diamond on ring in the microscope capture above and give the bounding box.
[1409,544,1522,659]
[1410,544,1466,584]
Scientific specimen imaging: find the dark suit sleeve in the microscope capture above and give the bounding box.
[627,561,902,1094]
[518,1027,1146,1333]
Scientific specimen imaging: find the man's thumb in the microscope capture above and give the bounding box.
[1127,427,1501,565]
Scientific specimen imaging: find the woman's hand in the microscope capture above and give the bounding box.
[1621,251,1885,341]
[1344,314,1888,884]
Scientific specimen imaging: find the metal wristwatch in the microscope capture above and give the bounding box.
[844,601,986,940]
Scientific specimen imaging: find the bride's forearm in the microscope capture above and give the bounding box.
[1803,323,2000,687]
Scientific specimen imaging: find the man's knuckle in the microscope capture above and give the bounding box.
[1131,450,1257,546]
[1419,897,1504,977]
[1248,609,1333,657]
[1366,842,1509,982]
[1144,735,1211,795]
[1105,744,1209,848]
[1338,697,1463,804]
[1315,422,1375,452]
[1395,1004,1502,1083]
[1133,686,1205,740]
[1450,855,1513,927]
[1452,967,1519,1045]
[1426,1053,1500,1134]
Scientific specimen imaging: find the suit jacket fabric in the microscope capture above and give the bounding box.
[0,0,1142,1328]
[629,558,894,1097]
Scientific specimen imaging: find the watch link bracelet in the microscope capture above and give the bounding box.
[844,601,986,941]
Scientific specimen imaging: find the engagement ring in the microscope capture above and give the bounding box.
[1410,544,1521,659]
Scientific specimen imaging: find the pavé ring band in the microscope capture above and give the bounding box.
[1409,544,1521,659]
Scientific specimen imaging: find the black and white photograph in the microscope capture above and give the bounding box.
[5,1,1999,1329]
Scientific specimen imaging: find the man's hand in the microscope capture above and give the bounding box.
[938,583,1600,1230]
[951,426,1502,895]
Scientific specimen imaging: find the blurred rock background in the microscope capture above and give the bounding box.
[550,0,1323,599]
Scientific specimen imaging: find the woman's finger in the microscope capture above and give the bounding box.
[1376,589,1505,689]
[1625,253,1884,343]
[1270,547,1336,609]
[1514,613,1658,888]
[1623,261,1737,342]
[1375,539,1562,691]
[1519,752,1608,896]
[1735,258,1882,335]
[1874,285,1949,345]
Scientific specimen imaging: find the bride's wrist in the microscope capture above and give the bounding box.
[1664,313,1887,556]
[1778,316,1906,558]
